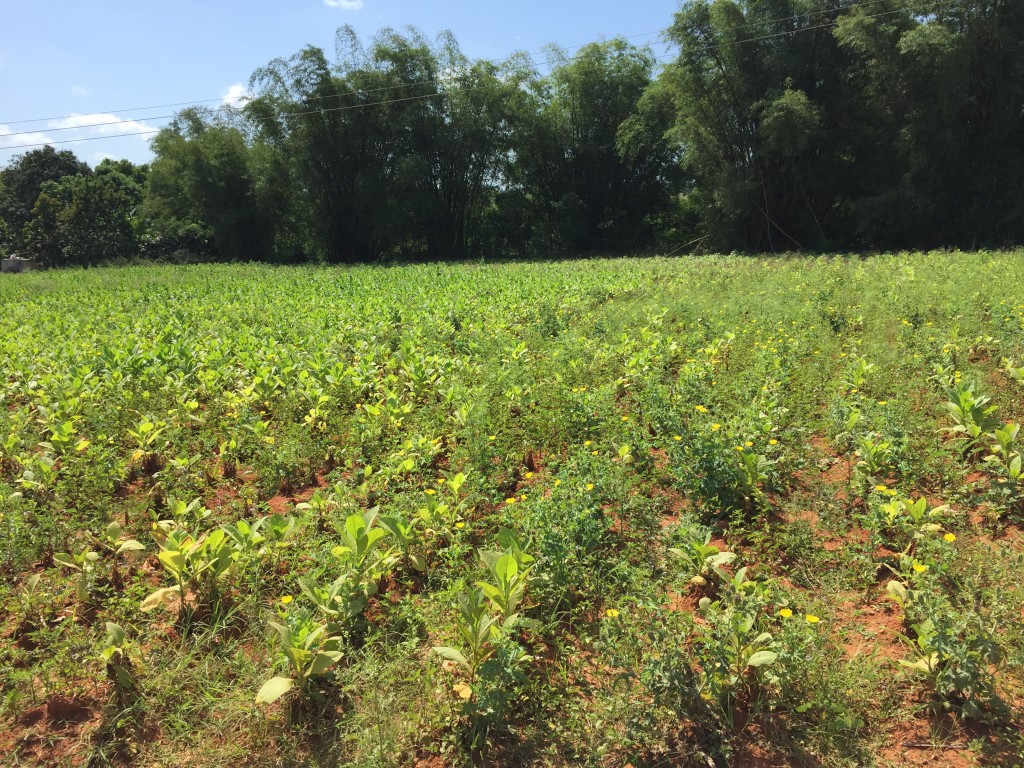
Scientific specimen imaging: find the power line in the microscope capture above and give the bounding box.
[0,28,671,128]
[0,0,904,131]
[0,0,952,153]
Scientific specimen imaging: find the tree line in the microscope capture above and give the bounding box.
[2,0,1022,267]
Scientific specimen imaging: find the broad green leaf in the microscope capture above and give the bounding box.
[157,550,186,579]
[53,553,79,570]
[746,650,778,668]
[255,676,295,704]
[495,553,518,583]
[308,650,343,676]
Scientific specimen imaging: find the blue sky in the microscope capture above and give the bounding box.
[0,0,681,168]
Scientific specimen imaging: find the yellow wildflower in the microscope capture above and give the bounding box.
[779,608,792,618]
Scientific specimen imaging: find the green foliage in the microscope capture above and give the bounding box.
[1,255,1024,766]
[256,612,344,704]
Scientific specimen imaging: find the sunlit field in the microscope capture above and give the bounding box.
[2,253,1023,767]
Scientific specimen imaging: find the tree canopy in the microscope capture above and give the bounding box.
[2,4,1023,267]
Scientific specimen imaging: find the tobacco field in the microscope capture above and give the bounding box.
[1,253,1023,767]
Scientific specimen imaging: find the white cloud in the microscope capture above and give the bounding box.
[222,83,252,109]
[324,0,364,9]
[0,124,52,149]
[48,113,157,139]
[91,151,115,165]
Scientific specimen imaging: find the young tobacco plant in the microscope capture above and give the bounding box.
[432,586,533,753]
[855,433,894,484]
[865,495,946,553]
[943,383,999,455]
[668,530,735,586]
[140,524,235,618]
[256,612,344,705]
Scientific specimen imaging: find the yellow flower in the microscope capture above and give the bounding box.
[519,494,527,501]
[524,472,534,479]
[912,563,928,573]
[505,497,517,505]
[769,439,778,446]
[734,445,744,451]
[744,441,753,447]
[621,416,630,422]
[488,435,496,441]
[711,423,721,431]
[586,483,595,491]
[425,489,436,495]
[778,608,792,618]
[553,479,562,487]
[875,485,888,492]
[943,533,956,543]
[877,400,888,406]
[605,608,619,619]
[673,435,682,441]
[584,440,592,447]
[805,614,820,624]
[279,595,293,605]
[455,522,466,530]
[695,405,708,413]
[591,450,599,455]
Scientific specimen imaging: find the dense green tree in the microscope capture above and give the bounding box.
[660,0,850,251]
[247,26,529,262]
[511,39,677,252]
[22,170,139,267]
[833,0,1024,247]
[142,109,271,261]
[0,146,91,253]
[4,8,1024,265]
[660,0,1024,251]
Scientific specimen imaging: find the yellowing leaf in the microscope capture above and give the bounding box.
[255,676,295,704]
[140,586,181,612]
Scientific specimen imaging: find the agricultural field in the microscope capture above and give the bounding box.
[1,253,1024,767]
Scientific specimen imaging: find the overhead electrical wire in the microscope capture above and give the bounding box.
[0,0,921,132]
[0,27,672,128]
[0,0,952,152]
